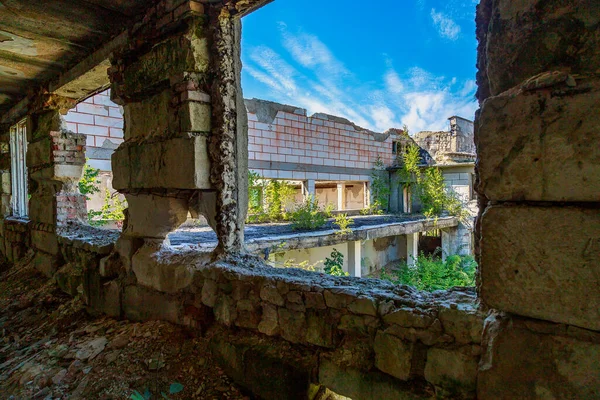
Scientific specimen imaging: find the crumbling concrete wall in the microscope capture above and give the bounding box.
[475,0,600,397]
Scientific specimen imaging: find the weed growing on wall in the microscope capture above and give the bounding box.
[291,195,327,230]
[399,145,469,222]
[324,249,348,276]
[365,156,390,214]
[334,213,353,235]
[381,253,476,291]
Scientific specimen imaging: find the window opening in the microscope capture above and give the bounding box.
[9,119,28,218]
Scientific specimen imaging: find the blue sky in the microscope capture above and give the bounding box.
[241,0,479,133]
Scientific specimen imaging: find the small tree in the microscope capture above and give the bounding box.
[79,162,101,200]
[367,156,390,214]
[398,144,469,223]
[324,249,348,277]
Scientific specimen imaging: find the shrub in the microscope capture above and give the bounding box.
[334,213,354,235]
[323,202,335,218]
[381,253,476,291]
[398,144,469,223]
[324,249,348,277]
[368,157,390,214]
[88,189,126,228]
[265,179,295,221]
[291,195,327,230]
[79,162,101,200]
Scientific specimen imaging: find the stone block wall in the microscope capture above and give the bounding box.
[475,0,600,398]
[0,130,10,217]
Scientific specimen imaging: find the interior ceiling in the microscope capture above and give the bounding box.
[0,0,154,116]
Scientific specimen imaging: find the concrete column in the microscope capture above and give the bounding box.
[363,182,370,208]
[305,179,316,198]
[25,95,86,276]
[337,183,346,211]
[406,232,419,268]
[347,240,362,277]
[109,8,246,255]
[441,227,456,261]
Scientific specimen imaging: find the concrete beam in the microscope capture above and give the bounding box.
[244,216,458,254]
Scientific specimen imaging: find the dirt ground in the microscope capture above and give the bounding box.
[0,255,251,400]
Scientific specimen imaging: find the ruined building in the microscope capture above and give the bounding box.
[0,0,599,399]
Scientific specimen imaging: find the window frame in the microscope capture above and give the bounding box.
[9,119,28,218]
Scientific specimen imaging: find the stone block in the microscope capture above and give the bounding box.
[29,195,57,224]
[438,305,483,344]
[485,2,600,95]
[30,164,83,183]
[210,336,311,400]
[319,359,429,400]
[31,230,59,255]
[131,242,195,293]
[112,136,211,190]
[123,90,177,139]
[478,313,600,400]
[124,194,189,238]
[122,285,181,324]
[478,83,600,201]
[258,303,279,336]
[31,251,62,278]
[26,137,53,168]
[481,205,600,331]
[179,101,211,133]
[119,31,209,97]
[424,348,478,395]
[374,331,413,381]
[30,111,64,142]
[278,308,306,344]
[305,310,335,348]
[0,172,10,194]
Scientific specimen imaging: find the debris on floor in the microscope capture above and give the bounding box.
[0,259,251,399]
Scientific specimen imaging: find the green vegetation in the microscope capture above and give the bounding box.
[399,144,469,222]
[79,162,101,200]
[324,249,348,277]
[323,202,335,218]
[291,195,327,230]
[80,162,126,227]
[265,179,295,221]
[381,253,476,291]
[364,156,390,215]
[333,213,353,235]
[88,189,126,227]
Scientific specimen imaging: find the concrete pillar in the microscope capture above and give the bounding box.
[363,182,370,208]
[305,179,316,198]
[347,240,362,277]
[109,5,249,255]
[441,227,457,261]
[25,94,86,276]
[337,183,346,211]
[406,232,419,268]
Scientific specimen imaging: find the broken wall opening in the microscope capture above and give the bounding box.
[64,89,127,229]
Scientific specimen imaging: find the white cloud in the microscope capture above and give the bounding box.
[384,70,404,94]
[242,27,478,135]
[430,8,461,40]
